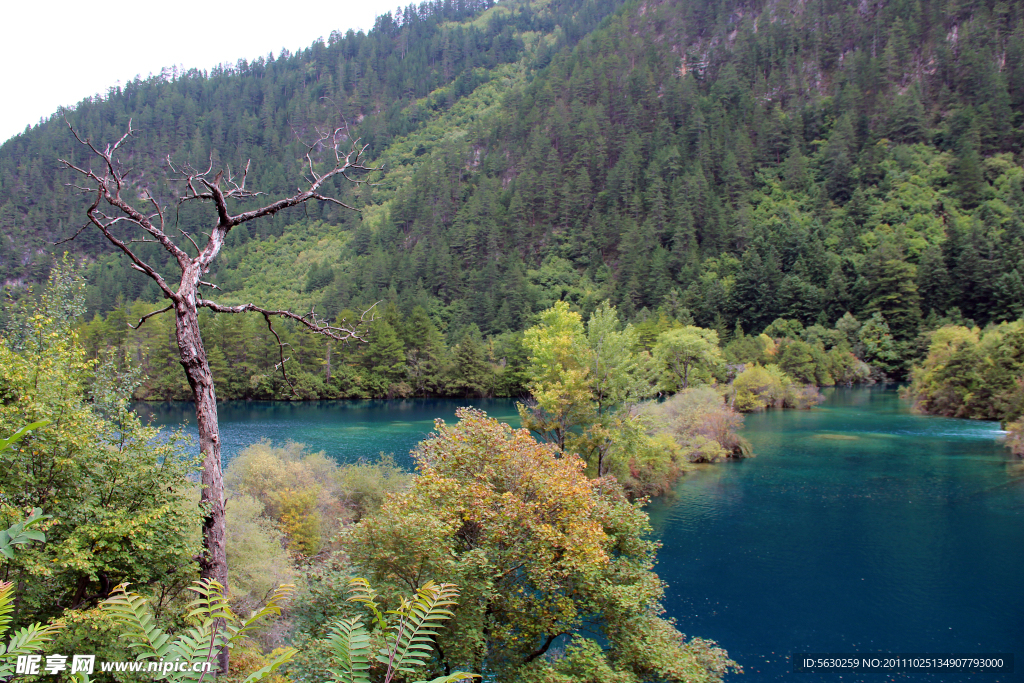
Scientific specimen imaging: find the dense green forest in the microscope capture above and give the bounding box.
[0,0,624,285]
[2,0,1024,403]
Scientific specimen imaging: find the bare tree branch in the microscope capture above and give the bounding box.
[60,119,192,276]
[310,193,360,211]
[127,305,174,330]
[54,222,91,246]
[261,312,298,397]
[60,186,180,300]
[179,228,201,255]
[197,299,378,342]
[146,192,165,230]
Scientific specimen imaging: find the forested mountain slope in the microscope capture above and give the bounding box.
[2,0,1023,397]
[0,0,624,299]
[368,0,1024,341]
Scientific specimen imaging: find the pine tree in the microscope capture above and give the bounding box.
[448,330,493,397]
[917,244,951,316]
[861,243,921,342]
[364,320,407,383]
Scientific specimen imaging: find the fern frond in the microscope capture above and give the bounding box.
[166,624,220,673]
[0,507,51,560]
[324,616,372,683]
[230,583,295,643]
[0,582,14,638]
[348,578,388,632]
[0,421,50,453]
[185,579,234,624]
[1,621,63,657]
[101,584,170,659]
[379,582,460,673]
[239,647,298,683]
[68,670,92,683]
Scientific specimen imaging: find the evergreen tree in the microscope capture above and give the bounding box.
[364,320,407,384]
[917,244,952,316]
[861,243,922,342]
[4,0,1022,405]
[448,330,493,397]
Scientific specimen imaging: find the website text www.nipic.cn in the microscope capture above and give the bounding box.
[15,654,213,676]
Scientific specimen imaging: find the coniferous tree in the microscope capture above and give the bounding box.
[861,243,922,343]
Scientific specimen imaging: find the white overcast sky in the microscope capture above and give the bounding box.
[0,0,400,144]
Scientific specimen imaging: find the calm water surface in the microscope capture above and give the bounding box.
[136,398,522,468]
[139,387,1024,681]
[647,386,1024,682]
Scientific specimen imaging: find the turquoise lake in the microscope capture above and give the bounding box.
[139,386,1024,681]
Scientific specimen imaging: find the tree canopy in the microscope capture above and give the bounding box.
[0,265,199,625]
[346,408,740,682]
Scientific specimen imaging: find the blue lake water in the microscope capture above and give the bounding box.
[138,387,1024,682]
[135,398,523,468]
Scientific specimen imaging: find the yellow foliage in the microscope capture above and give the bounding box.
[225,642,294,683]
[347,409,739,681]
[415,409,609,576]
[758,333,778,357]
[520,301,595,448]
[224,441,341,557]
[732,364,785,412]
[273,487,322,556]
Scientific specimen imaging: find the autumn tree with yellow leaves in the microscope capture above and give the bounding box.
[518,301,660,478]
[346,409,739,682]
[519,301,598,451]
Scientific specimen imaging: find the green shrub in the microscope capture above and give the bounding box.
[731,364,784,412]
[224,441,345,556]
[730,364,823,411]
[1006,420,1024,457]
[336,453,414,521]
[641,387,751,461]
[226,494,294,617]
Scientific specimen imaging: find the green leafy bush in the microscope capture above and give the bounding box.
[641,388,751,462]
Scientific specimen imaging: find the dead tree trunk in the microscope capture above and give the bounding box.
[175,298,226,585]
[61,119,376,672]
[177,299,230,674]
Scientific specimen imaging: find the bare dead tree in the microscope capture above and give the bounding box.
[60,119,377,669]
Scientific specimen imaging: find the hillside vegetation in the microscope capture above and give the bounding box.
[1,0,1022,401]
